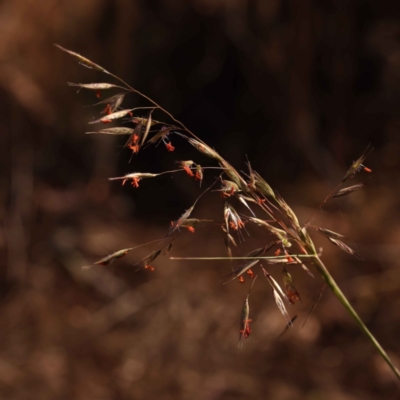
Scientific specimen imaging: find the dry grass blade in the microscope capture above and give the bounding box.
[330,184,364,198]
[327,237,363,260]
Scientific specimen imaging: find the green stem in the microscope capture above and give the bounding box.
[310,251,400,380]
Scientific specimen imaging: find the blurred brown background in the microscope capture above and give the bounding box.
[1,0,400,399]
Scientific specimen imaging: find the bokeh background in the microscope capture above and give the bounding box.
[1,0,400,399]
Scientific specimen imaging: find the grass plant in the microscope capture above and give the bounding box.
[56,44,400,381]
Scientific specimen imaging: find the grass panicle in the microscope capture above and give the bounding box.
[57,44,400,382]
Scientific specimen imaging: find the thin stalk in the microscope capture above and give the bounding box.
[107,72,205,143]
[170,255,314,260]
[309,250,400,380]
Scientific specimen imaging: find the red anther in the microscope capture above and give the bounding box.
[132,134,139,144]
[186,226,195,233]
[128,144,140,153]
[131,177,140,188]
[96,90,101,98]
[246,269,254,278]
[195,170,202,181]
[238,276,245,283]
[101,119,112,124]
[283,250,294,263]
[240,319,252,338]
[165,142,175,152]
[275,249,281,256]
[101,104,112,115]
[183,166,194,177]
[256,196,266,205]
[229,221,237,230]
[363,166,372,173]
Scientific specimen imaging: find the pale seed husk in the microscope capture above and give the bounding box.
[85,127,135,135]
[331,184,364,198]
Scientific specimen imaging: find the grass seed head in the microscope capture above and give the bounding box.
[253,171,276,199]
[331,184,364,198]
[56,44,109,73]
[283,267,301,304]
[86,127,135,135]
[317,228,345,239]
[188,138,222,160]
[67,82,119,90]
[82,247,133,269]
[327,237,363,260]
[342,145,373,182]
[89,109,135,124]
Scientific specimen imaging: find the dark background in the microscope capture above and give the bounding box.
[1,0,400,399]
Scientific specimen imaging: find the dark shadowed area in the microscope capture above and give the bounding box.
[1,1,400,399]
